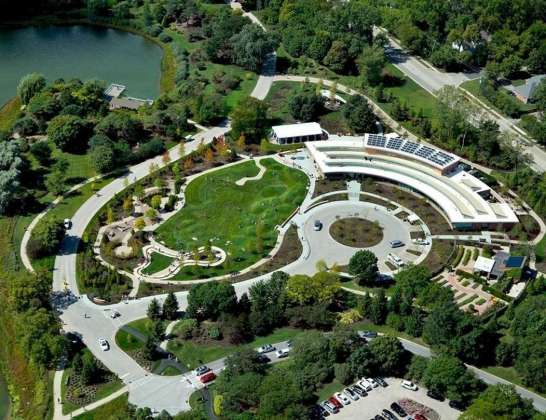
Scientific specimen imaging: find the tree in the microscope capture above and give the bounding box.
[257,366,306,418]
[142,336,157,360]
[134,217,145,231]
[147,298,161,321]
[407,355,429,383]
[460,384,536,420]
[288,88,324,122]
[162,292,179,320]
[348,346,376,378]
[47,115,90,153]
[81,352,100,385]
[0,140,24,214]
[17,73,46,105]
[368,336,406,376]
[45,167,67,197]
[29,217,65,257]
[323,40,350,73]
[286,271,340,305]
[14,116,39,136]
[187,281,237,320]
[95,111,144,145]
[248,272,287,335]
[358,45,386,86]
[368,289,388,324]
[223,348,265,378]
[30,141,52,166]
[348,250,378,285]
[342,96,377,134]
[334,363,354,385]
[151,320,165,342]
[196,93,226,124]
[90,144,115,173]
[230,97,269,143]
[291,331,334,393]
[423,354,480,402]
[230,24,277,72]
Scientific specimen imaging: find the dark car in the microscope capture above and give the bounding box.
[357,330,378,339]
[374,415,386,420]
[256,354,270,363]
[449,400,466,411]
[382,409,396,420]
[374,377,388,387]
[310,404,328,419]
[427,390,445,401]
[390,402,407,417]
[352,384,368,397]
[321,401,338,415]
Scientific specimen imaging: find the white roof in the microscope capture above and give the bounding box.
[272,122,323,139]
[407,213,420,223]
[474,256,495,273]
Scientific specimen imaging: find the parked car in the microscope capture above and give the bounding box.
[199,372,216,384]
[322,400,338,414]
[358,379,373,391]
[388,253,405,267]
[256,354,270,363]
[286,339,292,348]
[334,392,351,405]
[275,348,289,358]
[390,402,407,417]
[311,404,329,418]
[401,380,418,391]
[194,365,211,376]
[110,309,120,319]
[412,238,430,246]
[256,344,275,354]
[414,414,428,420]
[351,384,367,397]
[389,239,404,248]
[374,415,386,420]
[449,400,465,411]
[366,377,379,388]
[98,338,109,351]
[344,387,359,400]
[328,397,343,410]
[382,409,396,420]
[374,377,388,387]
[357,330,378,339]
[427,390,445,401]
[63,218,72,229]
[314,220,323,231]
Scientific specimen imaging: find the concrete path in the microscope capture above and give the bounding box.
[235,157,266,186]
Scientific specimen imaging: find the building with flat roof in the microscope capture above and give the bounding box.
[305,135,519,229]
[271,122,326,144]
[506,75,545,104]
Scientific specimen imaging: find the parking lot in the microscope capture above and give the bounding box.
[333,378,460,420]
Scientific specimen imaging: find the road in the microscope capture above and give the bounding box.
[379,28,546,173]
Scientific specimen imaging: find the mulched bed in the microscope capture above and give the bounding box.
[329,217,384,248]
[65,368,119,408]
[398,399,439,420]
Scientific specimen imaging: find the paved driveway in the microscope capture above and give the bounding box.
[334,378,460,420]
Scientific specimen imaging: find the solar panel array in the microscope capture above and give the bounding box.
[365,135,457,169]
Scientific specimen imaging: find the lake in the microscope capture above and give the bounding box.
[0,25,163,107]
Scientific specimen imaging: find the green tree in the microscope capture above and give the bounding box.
[342,95,377,134]
[47,115,90,153]
[17,73,46,105]
[368,336,406,376]
[161,292,179,320]
[142,336,157,360]
[460,384,536,420]
[230,97,269,143]
[288,88,324,122]
[257,367,306,418]
[0,140,24,214]
[90,144,115,174]
[187,281,237,320]
[81,352,100,385]
[348,346,376,378]
[407,355,429,383]
[348,250,378,285]
[291,331,334,393]
[334,363,354,385]
[230,24,277,72]
[30,217,65,257]
[423,354,480,402]
[147,298,162,321]
[286,271,340,305]
[358,45,386,86]
[30,141,52,166]
[323,40,350,73]
[249,272,288,335]
[150,195,162,210]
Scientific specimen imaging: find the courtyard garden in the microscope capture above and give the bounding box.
[329,217,384,248]
[155,158,308,279]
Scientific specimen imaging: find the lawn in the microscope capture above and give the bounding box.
[142,252,174,275]
[0,96,21,132]
[156,158,308,279]
[115,328,144,352]
[317,378,345,401]
[168,326,305,370]
[73,393,130,420]
[340,279,397,297]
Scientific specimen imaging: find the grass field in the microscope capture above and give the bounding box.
[156,158,308,279]
[73,392,130,420]
[168,326,304,370]
[0,96,21,132]
[141,252,174,275]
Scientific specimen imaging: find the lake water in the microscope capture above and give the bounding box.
[0,25,163,107]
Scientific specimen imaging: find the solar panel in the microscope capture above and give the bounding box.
[367,134,387,148]
[401,141,419,153]
[415,146,435,158]
[386,137,403,150]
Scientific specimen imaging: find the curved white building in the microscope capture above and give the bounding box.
[306,135,518,229]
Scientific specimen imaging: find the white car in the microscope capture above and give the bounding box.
[358,379,372,391]
[275,348,289,358]
[412,238,430,246]
[387,253,405,267]
[401,380,418,391]
[98,338,109,351]
[110,310,120,319]
[366,378,379,388]
[256,344,275,354]
[63,218,72,229]
[334,392,351,405]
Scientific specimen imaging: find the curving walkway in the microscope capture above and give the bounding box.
[235,157,267,186]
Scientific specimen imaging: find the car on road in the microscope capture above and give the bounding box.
[427,390,445,401]
[275,348,289,358]
[358,379,373,391]
[110,310,120,319]
[366,377,379,388]
[98,338,109,351]
[374,377,388,387]
[401,380,418,391]
[389,239,404,248]
[382,409,396,420]
[199,372,216,384]
[322,400,338,414]
[314,220,323,231]
[328,396,343,410]
[64,218,72,229]
[256,344,275,354]
[343,387,359,400]
[390,402,407,417]
[448,400,465,411]
[351,384,367,397]
[184,135,194,142]
[195,365,211,376]
[357,330,378,339]
[256,354,270,363]
[334,392,351,405]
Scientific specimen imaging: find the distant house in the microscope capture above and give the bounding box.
[510,75,546,104]
[270,122,327,145]
[109,97,152,111]
[473,252,527,280]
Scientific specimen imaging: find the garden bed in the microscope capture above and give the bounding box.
[329,217,383,248]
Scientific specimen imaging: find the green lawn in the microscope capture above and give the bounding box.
[73,393,130,420]
[460,79,536,115]
[142,252,174,275]
[340,279,397,297]
[168,326,305,370]
[316,378,345,401]
[0,96,21,132]
[115,328,144,352]
[156,159,308,279]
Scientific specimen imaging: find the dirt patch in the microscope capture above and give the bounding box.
[330,217,384,248]
[398,399,439,420]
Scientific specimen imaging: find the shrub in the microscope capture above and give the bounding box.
[334,363,354,385]
[208,325,222,340]
[176,318,198,339]
[30,141,52,165]
[13,116,39,135]
[148,24,162,37]
[386,312,404,331]
[159,33,172,43]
